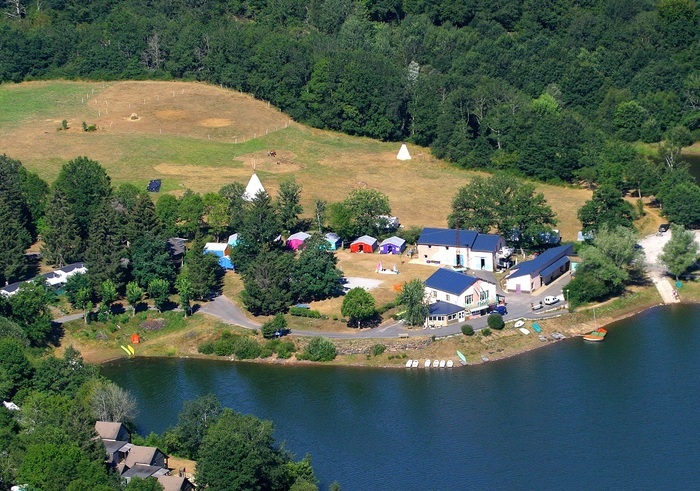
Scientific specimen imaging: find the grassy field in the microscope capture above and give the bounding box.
[1,80,594,238]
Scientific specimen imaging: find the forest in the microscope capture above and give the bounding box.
[1,0,699,185]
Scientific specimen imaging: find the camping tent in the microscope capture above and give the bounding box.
[350,235,378,253]
[379,236,406,254]
[286,232,311,250]
[324,232,342,250]
[396,143,411,160]
[243,173,266,201]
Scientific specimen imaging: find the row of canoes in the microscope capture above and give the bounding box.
[405,359,454,368]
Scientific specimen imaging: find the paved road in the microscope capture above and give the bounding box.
[199,294,261,329]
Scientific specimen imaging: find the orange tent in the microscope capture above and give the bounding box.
[130,333,141,344]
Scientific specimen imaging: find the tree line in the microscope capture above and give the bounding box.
[1,0,699,186]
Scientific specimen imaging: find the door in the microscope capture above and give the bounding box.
[480,258,486,269]
[456,254,463,267]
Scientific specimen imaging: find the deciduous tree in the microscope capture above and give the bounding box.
[341,287,376,328]
[397,279,429,327]
[659,225,699,279]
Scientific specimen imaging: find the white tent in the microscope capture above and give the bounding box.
[396,143,411,160]
[243,173,266,201]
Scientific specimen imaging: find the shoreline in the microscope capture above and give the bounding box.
[80,291,693,370]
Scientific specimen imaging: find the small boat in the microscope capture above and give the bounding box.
[584,327,607,342]
[446,360,454,368]
[518,327,530,335]
[456,351,467,365]
[411,360,419,368]
[424,359,431,368]
[439,360,446,368]
[120,345,131,356]
[405,359,413,368]
[538,335,547,342]
[481,355,490,363]
[551,332,565,340]
[432,359,439,368]
[532,323,542,333]
[514,320,525,328]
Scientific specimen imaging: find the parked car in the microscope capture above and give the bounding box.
[658,223,670,234]
[489,305,508,315]
[543,296,559,305]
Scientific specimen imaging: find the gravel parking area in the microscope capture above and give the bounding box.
[342,277,384,291]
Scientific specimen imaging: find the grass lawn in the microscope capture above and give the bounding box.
[1,80,594,240]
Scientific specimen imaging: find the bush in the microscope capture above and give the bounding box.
[290,306,323,318]
[213,337,237,356]
[198,341,215,355]
[259,347,273,358]
[300,337,336,361]
[481,328,492,337]
[233,337,262,359]
[370,344,386,357]
[376,301,397,315]
[262,313,288,339]
[487,313,505,330]
[461,324,474,336]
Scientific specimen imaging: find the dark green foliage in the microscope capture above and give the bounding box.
[659,225,699,279]
[578,184,635,233]
[397,279,429,327]
[124,193,160,244]
[277,177,303,233]
[84,202,127,292]
[0,338,33,399]
[130,233,176,289]
[0,155,33,284]
[148,278,170,312]
[195,409,296,490]
[342,189,392,239]
[341,287,377,328]
[8,279,55,346]
[241,249,295,315]
[219,182,248,233]
[32,347,97,397]
[181,237,223,300]
[198,341,215,354]
[125,477,165,491]
[481,328,492,337]
[289,307,323,318]
[41,187,83,267]
[262,313,288,339]
[461,324,475,336]
[177,190,204,238]
[370,343,386,356]
[299,337,337,362]
[487,313,505,330]
[233,191,283,271]
[17,166,49,239]
[293,234,343,302]
[174,394,222,460]
[156,194,180,237]
[0,316,29,346]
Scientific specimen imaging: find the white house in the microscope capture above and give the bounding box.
[424,268,498,324]
[416,228,511,272]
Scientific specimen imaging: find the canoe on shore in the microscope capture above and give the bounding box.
[457,351,467,365]
[584,328,608,342]
[532,323,542,333]
[514,320,525,328]
[518,327,530,335]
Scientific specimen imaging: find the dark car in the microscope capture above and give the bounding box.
[658,223,670,233]
[490,305,508,315]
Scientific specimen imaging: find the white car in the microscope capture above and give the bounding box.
[543,296,559,305]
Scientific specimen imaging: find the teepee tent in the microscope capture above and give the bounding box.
[243,173,266,201]
[396,143,411,160]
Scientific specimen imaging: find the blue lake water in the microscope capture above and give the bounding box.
[102,304,700,490]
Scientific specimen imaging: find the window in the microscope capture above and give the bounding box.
[431,290,436,298]
[465,294,473,304]
[445,294,450,302]
[480,291,488,301]
[445,246,449,250]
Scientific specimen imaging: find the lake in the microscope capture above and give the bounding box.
[102,304,700,490]
[685,152,700,183]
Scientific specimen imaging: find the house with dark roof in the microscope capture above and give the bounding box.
[424,268,498,325]
[416,228,510,272]
[95,421,131,442]
[505,244,574,293]
[158,475,196,491]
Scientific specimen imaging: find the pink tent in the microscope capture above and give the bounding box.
[286,232,311,250]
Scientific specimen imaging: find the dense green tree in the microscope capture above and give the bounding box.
[219,182,248,233]
[99,279,118,312]
[114,183,142,213]
[148,278,170,312]
[175,275,194,316]
[341,287,376,328]
[657,181,700,227]
[0,338,33,399]
[261,313,288,339]
[17,166,49,239]
[233,191,283,271]
[659,225,699,280]
[326,201,355,242]
[125,477,165,491]
[126,281,144,316]
[130,233,176,289]
[397,279,429,327]
[41,187,83,267]
[0,155,33,235]
[8,279,55,346]
[0,201,30,285]
[52,157,112,243]
[343,189,392,238]
[175,394,222,460]
[84,202,126,292]
[17,443,109,491]
[277,177,303,234]
[241,249,295,315]
[32,347,98,397]
[156,194,180,237]
[181,238,223,300]
[177,190,204,238]
[203,193,230,241]
[125,193,160,244]
[0,316,29,346]
[578,184,635,233]
[196,409,294,490]
[64,273,94,323]
[293,235,343,302]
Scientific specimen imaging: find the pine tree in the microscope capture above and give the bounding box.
[0,202,30,285]
[84,203,126,293]
[41,188,82,267]
[124,193,159,244]
[277,177,303,234]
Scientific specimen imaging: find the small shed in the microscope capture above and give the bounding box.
[324,232,342,250]
[350,235,377,253]
[286,232,311,250]
[203,243,234,270]
[379,236,406,255]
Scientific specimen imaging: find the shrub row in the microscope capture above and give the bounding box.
[289,307,323,318]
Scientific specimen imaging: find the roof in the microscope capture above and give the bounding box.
[95,421,128,440]
[287,232,311,242]
[417,228,478,247]
[428,300,464,316]
[103,440,129,455]
[425,268,478,296]
[59,262,86,274]
[351,235,377,246]
[124,446,163,467]
[1,281,23,296]
[167,238,187,257]
[121,464,164,480]
[203,242,228,253]
[507,244,574,279]
[380,236,406,247]
[158,476,193,491]
[227,233,239,244]
[471,234,502,252]
[325,232,341,242]
[540,255,571,278]
[243,173,265,201]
